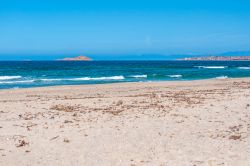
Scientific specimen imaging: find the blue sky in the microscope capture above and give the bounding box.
[0,0,250,59]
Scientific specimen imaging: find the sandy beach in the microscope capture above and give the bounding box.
[0,78,250,166]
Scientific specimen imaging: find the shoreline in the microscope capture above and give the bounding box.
[1,77,250,165]
[1,77,250,91]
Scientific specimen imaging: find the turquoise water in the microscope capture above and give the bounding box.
[0,61,250,89]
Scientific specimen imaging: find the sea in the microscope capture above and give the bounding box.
[0,60,250,89]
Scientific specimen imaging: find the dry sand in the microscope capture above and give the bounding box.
[0,78,250,166]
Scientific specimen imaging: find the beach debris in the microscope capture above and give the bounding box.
[51,104,80,112]
[64,120,73,123]
[18,112,34,120]
[26,123,38,131]
[229,125,241,132]
[63,138,70,143]
[16,139,29,147]
[50,135,59,141]
[109,109,124,115]
[116,100,123,106]
[229,135,241,140]
[150,92,157,98]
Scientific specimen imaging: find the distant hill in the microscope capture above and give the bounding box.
[1,51,250,61]
[177,51,250,61]
[179,56,250,61]
[219,51,250,56]
[59,55,92,61]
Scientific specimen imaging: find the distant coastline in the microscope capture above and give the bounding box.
[179,56,250,61]
[58,55,92,61]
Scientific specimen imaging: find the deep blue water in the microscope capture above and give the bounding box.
[0,61,250,89]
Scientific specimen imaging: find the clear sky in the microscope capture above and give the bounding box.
[0,0,250,59]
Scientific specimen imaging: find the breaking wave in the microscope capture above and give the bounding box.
[167,75,182,78]
[0,76,22,80]
[195,66,227,69]
[0,80,35,84]
[69,76,125,81]
[237,67,250,70]
[41,76,125,82]
[216,76,228,79]
[129,75,147,78]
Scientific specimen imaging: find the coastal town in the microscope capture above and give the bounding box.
[180,56,250,61]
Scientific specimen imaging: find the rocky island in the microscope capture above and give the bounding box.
[179,56,250,61]
[59,55,92,61]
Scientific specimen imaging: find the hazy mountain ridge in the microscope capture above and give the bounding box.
[0,51,250,60]
[219,51,250,56]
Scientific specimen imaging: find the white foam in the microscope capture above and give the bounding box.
[238,67,250,70]
[39,76,125,82]
[129,75,147,78]
[167,75,182,78]
[69,76,125,81]
[0,80,35,84]
[195,66,227,69]
[40,78,62,82]
[0,76,22,80]
[216,76,228,79]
